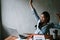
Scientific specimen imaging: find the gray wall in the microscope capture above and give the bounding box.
[1,0,60,34]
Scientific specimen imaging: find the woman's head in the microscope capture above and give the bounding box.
[40,11,50,23]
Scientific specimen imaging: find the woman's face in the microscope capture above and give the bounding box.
[40,14,47,23]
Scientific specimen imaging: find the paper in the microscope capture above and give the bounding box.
[33,35,45,40]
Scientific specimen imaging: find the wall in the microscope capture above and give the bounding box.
[1,0,60,34]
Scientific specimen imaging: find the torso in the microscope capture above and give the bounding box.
[35,20,51,35]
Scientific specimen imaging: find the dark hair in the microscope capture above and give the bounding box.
[42,11,50,23]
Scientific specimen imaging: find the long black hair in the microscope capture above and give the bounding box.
[38,11,50,29]
[42,11,50,23]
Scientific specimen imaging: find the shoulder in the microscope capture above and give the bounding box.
[47,22,54,28]
[48,23,54,28]
[47,22,54,25]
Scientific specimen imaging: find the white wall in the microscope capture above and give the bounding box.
[1,0,60,34]
[2,0,36,34]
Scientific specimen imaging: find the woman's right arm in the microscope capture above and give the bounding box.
[29,0,40,21]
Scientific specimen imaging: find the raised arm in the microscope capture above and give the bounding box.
[29,0,40,21]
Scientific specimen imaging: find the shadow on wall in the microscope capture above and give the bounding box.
[1,26,9,40]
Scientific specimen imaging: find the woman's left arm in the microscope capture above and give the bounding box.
[48,23,60,29]
[54,24,60,29]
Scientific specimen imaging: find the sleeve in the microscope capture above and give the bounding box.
[34,29,39,34]
[34,20,40,34]
[48,23,60,29]
[54,24,60,29]
[31,7,40,22]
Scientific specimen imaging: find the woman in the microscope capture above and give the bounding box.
[30,0,54,35]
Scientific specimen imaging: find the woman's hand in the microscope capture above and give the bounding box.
[30,0,33,4]
[29,0,33,8]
